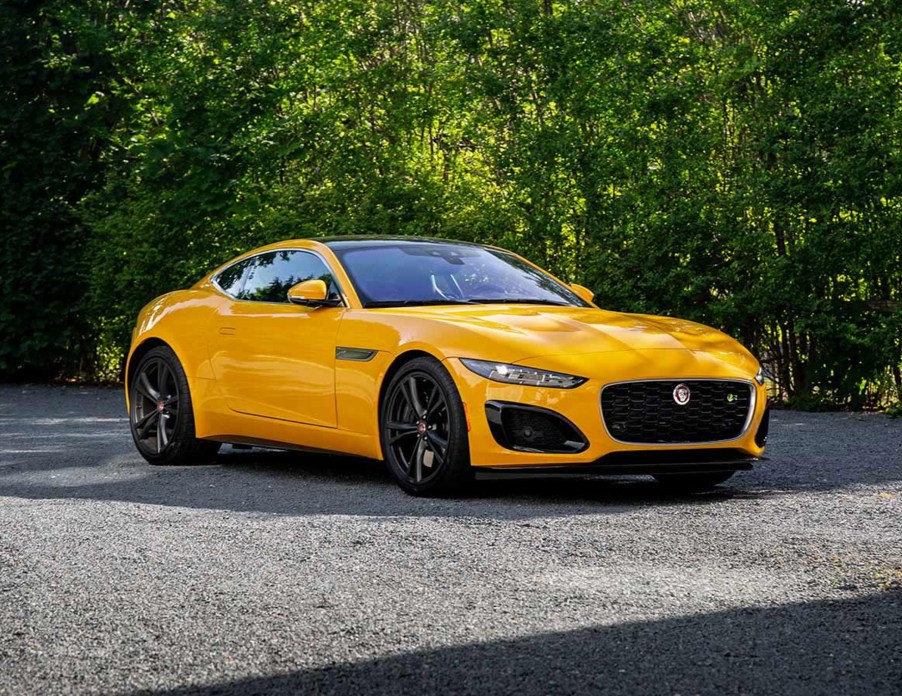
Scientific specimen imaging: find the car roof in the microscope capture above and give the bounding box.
[316,235,484,250]
[201,236,494,287]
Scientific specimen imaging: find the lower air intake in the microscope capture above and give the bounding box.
[485,402,588,454]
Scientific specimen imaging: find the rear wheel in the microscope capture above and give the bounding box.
[380,357,472,496]
[654,471,735,490]
[129,345,220,465]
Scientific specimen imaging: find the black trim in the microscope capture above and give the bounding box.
[755,408,770,447]
[597,448,754,465]
[335,347,378,362]
[319,235,482,249]
[475,448,761,479]
[485,401,589,454]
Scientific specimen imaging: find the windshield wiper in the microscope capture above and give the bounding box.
[364,299,476,308]
[467,298,572,306]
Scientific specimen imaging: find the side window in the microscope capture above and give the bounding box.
[214,258,253,298]
[239,250,340,303]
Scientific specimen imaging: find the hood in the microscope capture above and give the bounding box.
[377,304,759,380]
[393,305,747,355]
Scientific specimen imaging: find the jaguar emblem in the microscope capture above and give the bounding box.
[673,383,691,406]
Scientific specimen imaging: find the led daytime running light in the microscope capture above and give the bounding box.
[460,358,586,389]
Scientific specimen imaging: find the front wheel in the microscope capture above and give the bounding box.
[129,345,220,465]
[380,357,472,497]
[654,470,735,491]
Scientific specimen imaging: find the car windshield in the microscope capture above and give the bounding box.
[330,242,589,308]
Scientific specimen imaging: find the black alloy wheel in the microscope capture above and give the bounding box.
[129,345,220,465]
[381,357,471,496]
[132,356,179,454]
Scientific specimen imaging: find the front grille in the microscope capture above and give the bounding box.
[601,380,753,444]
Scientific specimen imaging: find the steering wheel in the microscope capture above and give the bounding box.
[430,274,465,301]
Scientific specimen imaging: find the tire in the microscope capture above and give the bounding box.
[129,345,221,465]
[380,357,472,496]
[654,470,735,491]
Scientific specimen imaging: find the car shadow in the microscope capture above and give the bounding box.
[118,591,902,696]
[2,387,900,518]
[0,441,738,520]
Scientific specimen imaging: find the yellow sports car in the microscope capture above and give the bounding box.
[126,237,769,496]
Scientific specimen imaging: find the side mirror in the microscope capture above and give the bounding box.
[287,279,341,307]
[569,283,595,304]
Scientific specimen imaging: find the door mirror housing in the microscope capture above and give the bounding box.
[287,279,341,307]
[569,283,595,304]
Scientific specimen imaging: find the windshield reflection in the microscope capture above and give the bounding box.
[331,242,588,309]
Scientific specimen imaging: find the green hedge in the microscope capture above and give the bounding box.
[2,0,900,407]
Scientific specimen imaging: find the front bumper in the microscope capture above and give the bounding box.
[444,355,768,469]
[475,449,763,479]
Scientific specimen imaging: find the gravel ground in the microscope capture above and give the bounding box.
[0,384,899,695]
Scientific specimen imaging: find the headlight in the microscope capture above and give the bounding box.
[755,366,766,385]
[460,358,587,389]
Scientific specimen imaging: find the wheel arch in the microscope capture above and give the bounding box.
[377,349,439,416]
[125,336,213,441]
[125,336,184,413]
[125,338,170,407]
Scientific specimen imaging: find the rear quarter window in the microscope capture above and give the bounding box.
[213,258,253,298]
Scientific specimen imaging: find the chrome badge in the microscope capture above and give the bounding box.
[673,383,691,406]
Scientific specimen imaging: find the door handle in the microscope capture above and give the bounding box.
[219,327,236,336]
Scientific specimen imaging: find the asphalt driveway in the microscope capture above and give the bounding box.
[0,385,899,695]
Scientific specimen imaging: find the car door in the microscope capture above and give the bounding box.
[208,249,344,427]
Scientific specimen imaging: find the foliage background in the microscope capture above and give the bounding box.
[1,0,900,408]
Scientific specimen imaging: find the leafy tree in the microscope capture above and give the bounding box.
[2,0,900,408]
[0,0,118,376]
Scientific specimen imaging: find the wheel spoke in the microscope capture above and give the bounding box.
[156,419,163,452]
[164,394,179,408]
[424,382,440,415]
[388,425,418,445]
[136,410,158,438]
[158,362,172,398]
[425,430,448,452]
[427,398,447,422]
[413,438,425,482]
[424,436,445,465]
[137,371,159,401]
[427,400,446,423]
[403,438,419,474]
[395,381,414,412]
[159,418,169,447]
[387,420,417,431]
[406,377,425,417]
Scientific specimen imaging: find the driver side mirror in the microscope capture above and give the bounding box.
[287,279,342,308]
[569,283,595,305]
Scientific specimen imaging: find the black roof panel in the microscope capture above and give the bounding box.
[318,235,483,250]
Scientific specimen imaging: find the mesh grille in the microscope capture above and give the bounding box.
[601,380,752,444]
[502,409,578,451]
